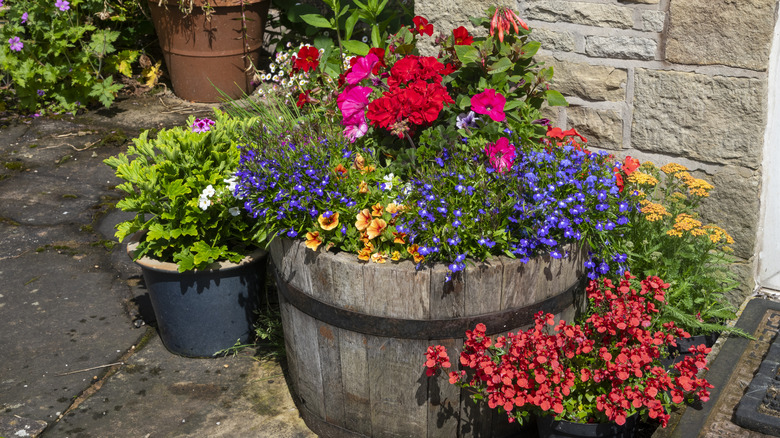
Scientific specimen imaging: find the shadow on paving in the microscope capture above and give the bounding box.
[0,94,314,437]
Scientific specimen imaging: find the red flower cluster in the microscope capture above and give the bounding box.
[425,273,713,428]
[294,45,320,73]
[614,155,640,192]
[366,56,454,138]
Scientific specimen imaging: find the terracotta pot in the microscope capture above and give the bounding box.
[148,0,270,102]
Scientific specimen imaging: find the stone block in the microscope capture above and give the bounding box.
[538,55,627,102]
[619,0,659,3]
[697,166,760,262]
[531,28,576,52]
[641,10,665,32]
[524,0,634,29]
[666,0,776,71]
[566,107,623,150]
[632,69,766,170]
[585,35,657,60]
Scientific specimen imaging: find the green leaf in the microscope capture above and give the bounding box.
[545,89,568,107]
[165,179,190,200]
[344,10,360,40]
[371,25,382,48]
[300,13,335,29]
[520,41,541,58]
[341,40,370,55]
[488,57,513,75]
[454,45,479,65]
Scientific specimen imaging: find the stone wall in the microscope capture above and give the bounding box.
[417,0,779,303]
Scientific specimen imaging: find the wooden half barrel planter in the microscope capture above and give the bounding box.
[271,238,587,437]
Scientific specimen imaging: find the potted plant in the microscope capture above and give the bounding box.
[104,109,269,357]
[147,0,271,102]
[226,4,645,436]
[425,272,714,437]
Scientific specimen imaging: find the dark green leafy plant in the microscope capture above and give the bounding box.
[104,110,267,272]
[617,160,748,337]
[0,0,152,113]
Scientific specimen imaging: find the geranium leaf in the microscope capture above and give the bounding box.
[545,90,568,107]
[342,40,370,56]
[300,13,334,29]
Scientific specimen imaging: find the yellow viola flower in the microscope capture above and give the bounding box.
[393,231,407,244]
[371,252,388,264]
[391,251,401,261]
[407,244,424,263]
[357,247,372,261]
[358,180,368,194]
[371,203,384,217]
[305,231,323,251]
[318,211,339,231]
[366,218,387,239]
[352,153,366,171]
[355,209,372,231]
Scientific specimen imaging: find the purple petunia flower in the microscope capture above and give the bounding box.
[55,0,70,11]
[21,12,28,23]
[8,37,23,52]
[37,89,45,97]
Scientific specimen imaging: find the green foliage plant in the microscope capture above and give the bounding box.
[0,0,150,113]
[104,110,267,272]
[617,160,747,336]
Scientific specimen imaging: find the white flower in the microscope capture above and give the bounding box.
[224,176,238,193]
[269,64,276,73]
[402,183,412,196]
[202,184,216,198]
[229,207,240,216]
[198,196,211,211]
[362,36,368,43]
[382,173,395,190]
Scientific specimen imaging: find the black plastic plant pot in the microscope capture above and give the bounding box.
[128,239,267,358]
[537,413,638,438]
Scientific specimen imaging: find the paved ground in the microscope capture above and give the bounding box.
[0,95,314,438]
[1,93,779,438]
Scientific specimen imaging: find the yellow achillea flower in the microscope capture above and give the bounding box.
[669,192,687,202]
[667,229,683,237]
[703,224,735,245]
[627,171,659,186]
[672,213,702,232]
[640,201,670,222]
[660,163,688,174]
[686,178,714,197]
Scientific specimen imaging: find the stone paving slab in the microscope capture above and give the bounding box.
[44,333,315,438]
[654,298,780,438]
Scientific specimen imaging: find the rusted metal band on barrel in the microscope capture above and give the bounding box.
[297,402,367,438]
[275,270,583,340]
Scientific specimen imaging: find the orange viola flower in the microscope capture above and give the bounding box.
[352,153,366,170]
[355,209,372,231]
[334,163,348,179]
[305,231,323,251]
[386,203,401,215]
[357,247,372,261]
[361,165,376,175]
[407,244,425,263]
[359,180,368,194]
[371,252,388,264]
[371,203,384,217]
[366,218,387,239]
[318,211,340,230]
[393,231,407,244]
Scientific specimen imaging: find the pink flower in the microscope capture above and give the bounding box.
[471,89,506,122]
[55,0,70,11]
[191,117,215,133]
[337,85,372,126]
[343,117,369,143]
[346,52,379,85]
[484,137,515,173]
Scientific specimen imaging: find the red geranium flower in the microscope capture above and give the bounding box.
[294,45,320,72]
[452,26,474,45]
[368,47,387,74]
[296,91,313,108]
[412,16,433,36]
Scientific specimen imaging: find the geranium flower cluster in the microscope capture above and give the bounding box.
[425,273,713,427]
